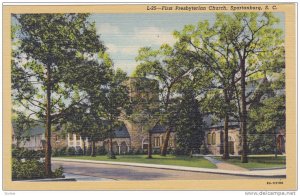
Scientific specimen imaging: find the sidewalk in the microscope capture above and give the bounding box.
[52,158,286,178]
[204,156,249,171]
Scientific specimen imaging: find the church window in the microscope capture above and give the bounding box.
[154,137,160,147]
[212,133,216,145]
[207,133,211,145]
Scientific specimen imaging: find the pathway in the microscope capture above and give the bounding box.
[204,156,249,171]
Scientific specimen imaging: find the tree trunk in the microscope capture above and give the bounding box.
[222,114,230,160]
[274,130,278,158]
[83,139,86,156]
[161,128,171,156]
[45,63,52,177]
[91,140,96,157]
[108,137,116,159]
[147,131,152,159]
[240,59,248,163]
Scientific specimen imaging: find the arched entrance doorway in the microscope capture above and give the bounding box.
[103,141,109,152]
[142,138,149,150]
[120,141,128,154]
[112,141,119,154]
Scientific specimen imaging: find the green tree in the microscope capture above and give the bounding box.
[135,44,194,156]
[12,14,106,176]
[174,19,241,159]
[174,88,205,155]
[95,69,130,159]
[128,79,160,158]
[247,67,285,157]
[12,111,35,148]
[174,13,284,162]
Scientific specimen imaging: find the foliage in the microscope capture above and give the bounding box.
[52,147,67,157]
[12,148,44,160]
[75,146,83,155]
[12,13,108,175]
[127,78,161,158]
[96,146,107,155]
[172,12,284,162]
[200,145,209,155]
[248,95,285,154]
[174,89,205,155]
[66,147,76,156]
[12,158,64,180]
[12,112,36,148]
[248,134,276,154]
[135,43,197,156]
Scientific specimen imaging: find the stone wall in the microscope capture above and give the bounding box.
[205,128,240,155]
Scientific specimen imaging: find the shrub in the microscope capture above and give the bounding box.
[12,158,44,180]
[52,166,64,178]
[12,148,44,160]
[66,147,76,156]
[133,148,143,155]
[75,146,83,155]
[52,149,59,157]
[152,148,161,155]
[97,146,107,155]
[86,147,92,156]
[12,158,64,180]
[166,148,175,155]
[60,147,67,156]
[143,149,148,155]
[173,148,185,155]
[127,149,134,155]
[200,145,209,155]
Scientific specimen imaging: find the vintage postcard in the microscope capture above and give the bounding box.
[2,3,297,191]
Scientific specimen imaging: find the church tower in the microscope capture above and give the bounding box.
[122,77,159,151]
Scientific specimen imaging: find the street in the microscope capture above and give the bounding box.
[52,160,263,181]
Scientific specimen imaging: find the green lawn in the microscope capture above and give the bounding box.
[57,155,217,169]
[214,156,286,169]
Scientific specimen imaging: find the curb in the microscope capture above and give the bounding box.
[249,167,286,171]
[52,158,286,178]
[14,178,76,182]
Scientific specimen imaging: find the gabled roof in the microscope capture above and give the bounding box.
[203,115,239,130]
[114,124,130,138]
[150,124,166,133]
[12,122,45,137]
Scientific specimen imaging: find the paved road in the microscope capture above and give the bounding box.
[52,160,263,181]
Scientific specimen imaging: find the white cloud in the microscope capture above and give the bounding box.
[106,43,140,56]
[133,27,176,46]
[96,23,120,35]
[120,46,140,55]
[114,61,137,75]
[106,43,119,54]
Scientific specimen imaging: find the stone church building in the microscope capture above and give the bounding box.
[13,77,286,155]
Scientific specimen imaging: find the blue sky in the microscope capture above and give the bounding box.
[89,13,284,75]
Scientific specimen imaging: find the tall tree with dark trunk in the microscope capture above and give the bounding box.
[12,14,105,176]
[127,78,160,159]
[174,22,240,160]
[94,68,130,159]
[174,12,283,162]
[135,44,194,156]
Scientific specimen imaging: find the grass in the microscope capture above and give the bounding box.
[57,154,217,169]
[214,156,286,169]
